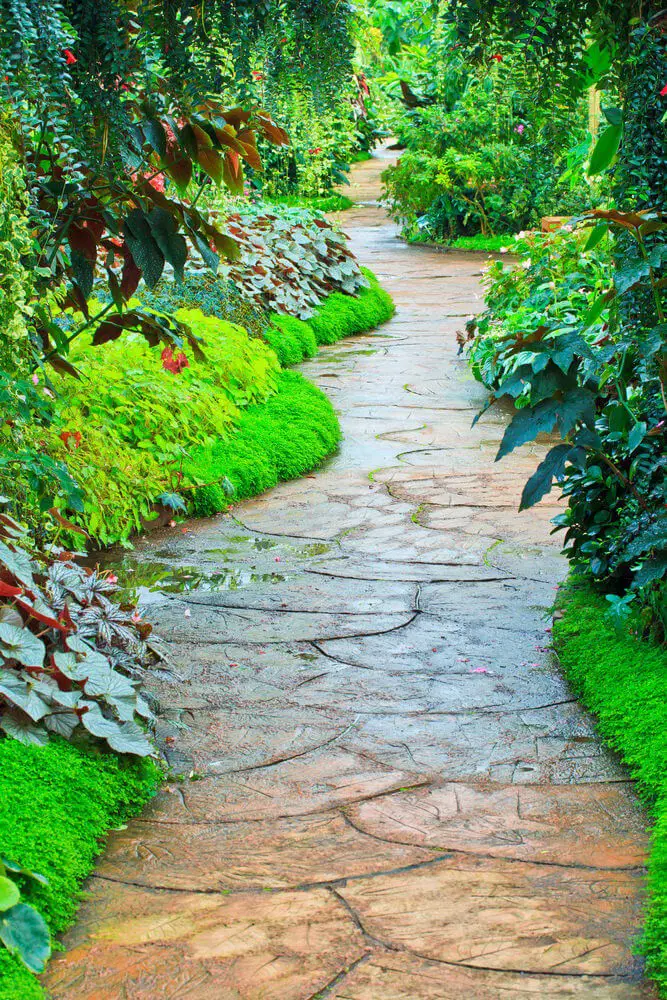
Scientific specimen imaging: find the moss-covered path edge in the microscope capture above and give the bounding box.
[42,149,656,999]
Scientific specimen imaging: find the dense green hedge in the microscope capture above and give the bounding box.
[0,740,159,999]
[554,583,667,994]
[265,267,395,365]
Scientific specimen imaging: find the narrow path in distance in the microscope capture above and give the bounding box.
[45,149,655,999]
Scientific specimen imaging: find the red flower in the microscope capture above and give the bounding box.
[308,147,323,154]
[490,54,503,62]
[251,71,265,81]
[63,49,77,65]
[661,84,667,96]
[161,346,189,374]
[280,36,288,43]
[60,430,82,449]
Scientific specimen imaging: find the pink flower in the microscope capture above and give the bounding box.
[515,124,525,134]
[131,611,142,624]
[107,573,118,584]
[31,373,39,385]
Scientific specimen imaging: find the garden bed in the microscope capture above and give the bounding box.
[554,582,667,993]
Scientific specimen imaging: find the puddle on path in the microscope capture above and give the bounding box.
[90,533,332,604]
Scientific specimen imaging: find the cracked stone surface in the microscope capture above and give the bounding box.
[44,148,655,998]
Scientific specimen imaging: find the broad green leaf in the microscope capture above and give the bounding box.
[582,290,613,330]
[0,877,20,912]
[143,118,167,157]
[588,123,623,176]
[628,421,647,453]
[496,398,560,461]
[123,209,165,288]
[520,444,573,511]
[584,223,608,251]
[555,388,597,436]
[147,209,187,281]
[0,903,51,972]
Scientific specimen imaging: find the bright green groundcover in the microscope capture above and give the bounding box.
[264,267,394,365]
[554,582,667,994]
[188,369,340,516]
[0,740,160,1000]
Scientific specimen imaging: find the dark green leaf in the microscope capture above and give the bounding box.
[588,123,622,176]
[520,444,573,510]
[0,903,51,972]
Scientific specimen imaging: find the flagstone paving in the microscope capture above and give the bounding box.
[44,149,655,999]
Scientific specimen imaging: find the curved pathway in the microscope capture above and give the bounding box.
[46,150,654,999]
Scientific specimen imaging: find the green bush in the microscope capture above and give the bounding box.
[553,582,667,993]
[0,739,159,998]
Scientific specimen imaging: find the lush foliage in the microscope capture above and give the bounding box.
[50,309,281,544]
[553,581,667,988]
[455,0,666,642]
[0,511,155,754]
[465,210,666,635]
[207,204,368,319]
[42,266,391,541]
[0,737,158,998]
[384,61,589,240]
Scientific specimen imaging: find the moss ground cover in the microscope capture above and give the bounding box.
[265,267,394,365]
[188,370,340,516]
[0,740,159,999]
[554,582,667,992]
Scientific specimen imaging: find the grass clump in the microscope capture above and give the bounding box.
[0,738,159,998]
[188,370,339,516]
[553,581,667,993]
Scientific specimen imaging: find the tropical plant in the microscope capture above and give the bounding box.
[0,511,155,753]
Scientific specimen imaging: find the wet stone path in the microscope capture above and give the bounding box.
[46,151,654,998]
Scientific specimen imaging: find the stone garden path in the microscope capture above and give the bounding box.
[46,150,654,999]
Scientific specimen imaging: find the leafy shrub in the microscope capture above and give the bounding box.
[0,858,50,976]
[0,512,155,754]
[464,210,666,636]
[462,227,611,391]
[211,203,368,318]
[384,62,590,241]
[0,737,159,998]
[49,310,280,544]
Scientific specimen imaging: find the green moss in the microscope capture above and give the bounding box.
[188,370,339,517]
[0,738,160,997]
[553,581,667,993]
[265,193,354,212]
[450,234,517,252]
